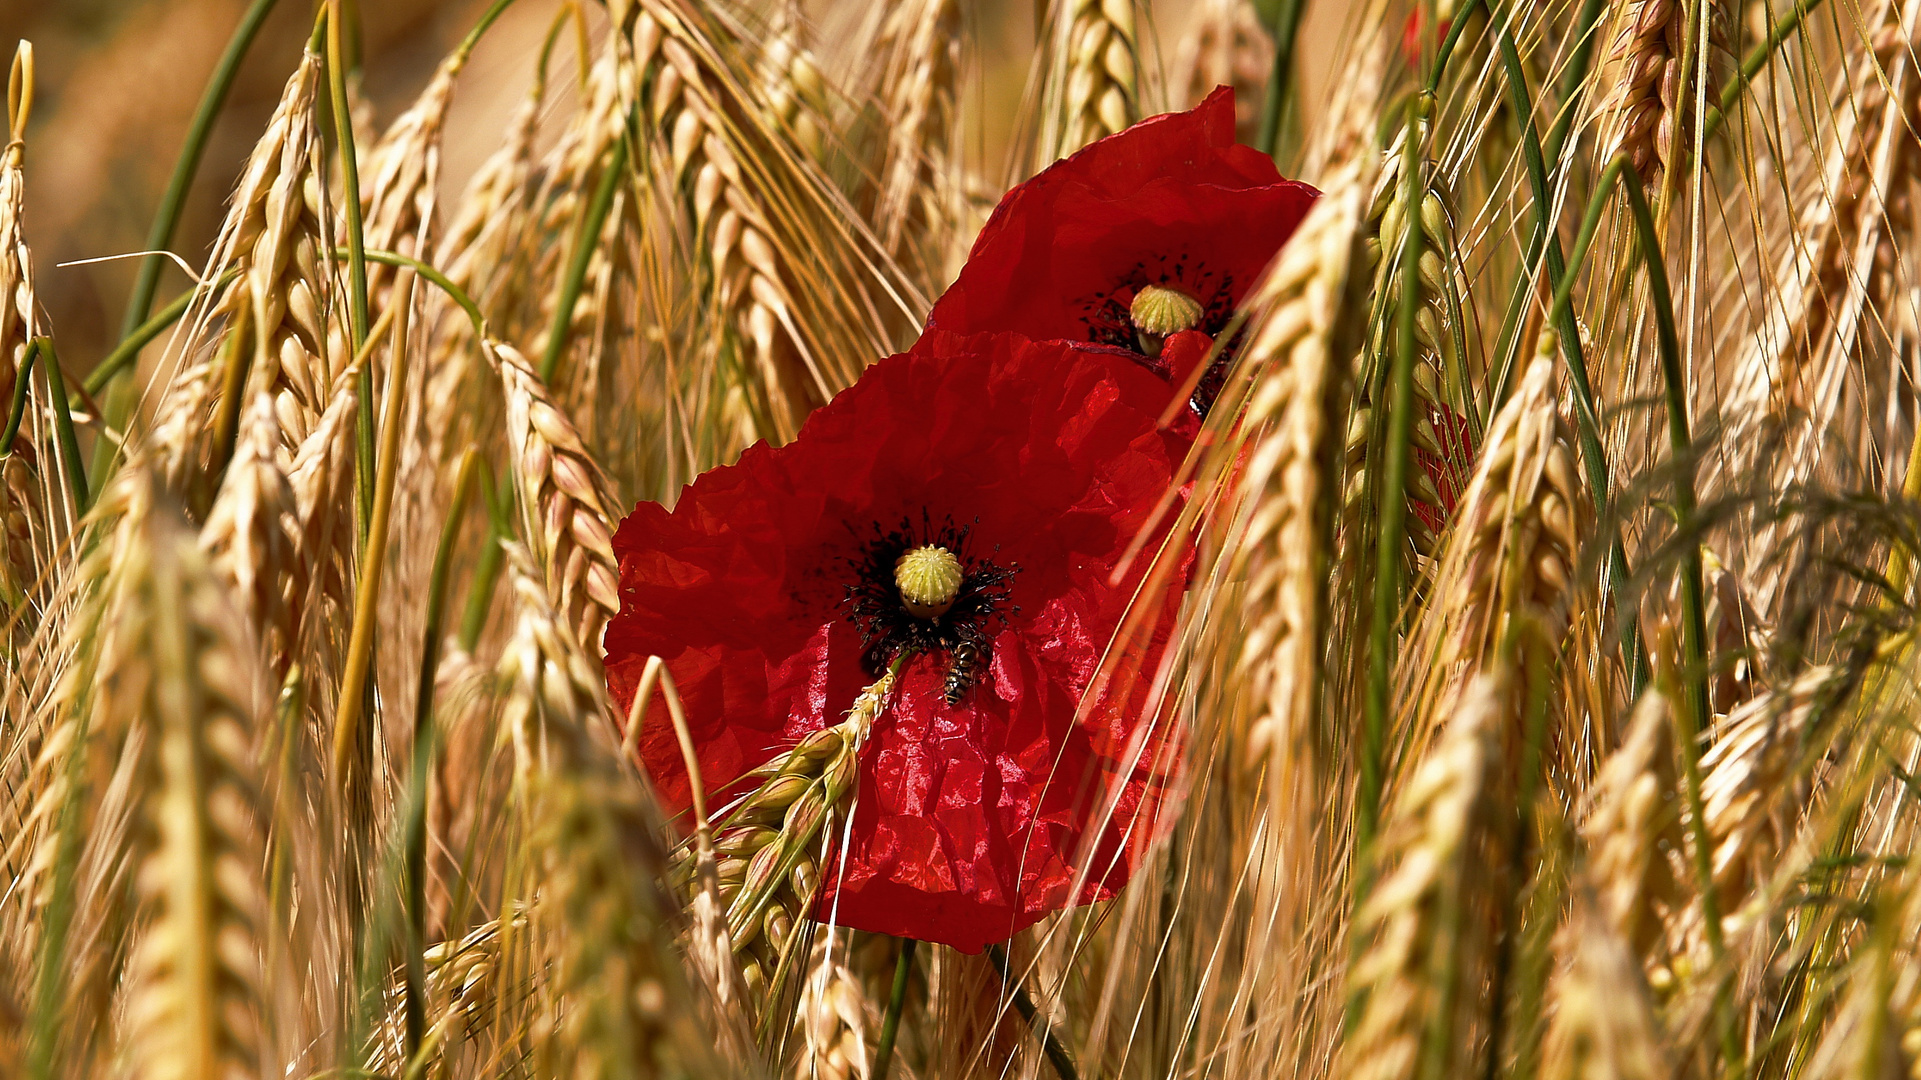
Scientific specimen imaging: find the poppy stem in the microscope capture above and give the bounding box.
[984,942,1081,1080]
[871,936,917,1080]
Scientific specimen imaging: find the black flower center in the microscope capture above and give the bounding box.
[844,514,1018,704]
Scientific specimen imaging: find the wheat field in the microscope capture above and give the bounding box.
[3,0,1920,1077]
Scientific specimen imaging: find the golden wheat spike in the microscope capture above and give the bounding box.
[1170,0,1271,142]
[1698,664,1842,910]
[1537,892,1674,1080]
[1393,350,1588,786]
[865,0,962,280]
[0,41,61,618]
[357,55,461,320]
[1597,0,1736,187]
[488,340,621,662]
[199,392,301,675]
[1040,0,1144,161]
[1577,689,1685,959]
[1722,0,1921,615]
[1341,668,1506,1080]
[492,544,732,1078]
[148,48,332,495]
[115,485,273,1080]
[794,930,878,1080]
[1225,159,1371,792]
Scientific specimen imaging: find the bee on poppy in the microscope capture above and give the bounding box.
[943,636,987,705]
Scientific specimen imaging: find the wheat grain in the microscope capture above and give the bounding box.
[492,544,726,1078]
[794,930,876,1080]
[1395,351,1588,780]
[1698,665,1843,910]
[665,670,894,1014]
[1577,689,1686,960]
[864,0,961,283]
[0,44,50,614]
[148,48,332,494]
[1537,892,1672,1080]
[1191,156,1372,805]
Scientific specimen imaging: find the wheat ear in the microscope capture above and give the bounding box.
[865,0,962,281]
[488,340,621,661]
[199,392,301,674]
[1340,669,1506,1080]
[1598,0,1735,187]
[0,42,53,615]
[1170,0,1272,142]
[493,544,726,1077]
[1042,0,1143,160]
[1537,891,1673,1080]
[117,487,273,1080]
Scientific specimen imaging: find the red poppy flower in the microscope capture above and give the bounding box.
[1401,9,1453,64]
[604,330,1188,953]
[927,86,1319,414]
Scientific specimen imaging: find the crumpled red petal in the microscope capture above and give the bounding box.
[928,87,1320,347]
[606,330,1188,952]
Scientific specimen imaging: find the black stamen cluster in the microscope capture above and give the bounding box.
[843,513,1018,686]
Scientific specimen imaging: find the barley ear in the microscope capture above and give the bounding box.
[119,490,273,1080]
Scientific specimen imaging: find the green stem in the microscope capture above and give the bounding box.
[1618,178,1719,959]
[871,936,917,1080]
[116,0,279,338]
[452,0,519,67]
[1359,103,1424,854]
[539,131,629,385]
[325,1,374,537]
[457,463,507,651]
[33,340,88,511]
[94,0,280,482]
[333,248,487,338]
[1423,0,1483,97]
[1253,0,1306,157]
[85,271,236,397]
[404,446,481,1060]
[1496,32,1650,696]
[984,942,1081,1080]
[1,340,36,454]
[330,270,414,845]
